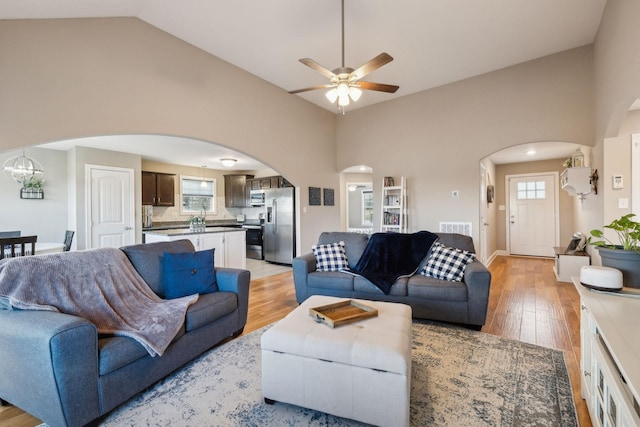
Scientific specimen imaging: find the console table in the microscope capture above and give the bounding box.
[572,277,640,426]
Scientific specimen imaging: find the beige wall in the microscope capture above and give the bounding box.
[594,0,640,141]
[0,18,337,252]
[584,0,640,262]
[337,46,594,246]
[598,109,639,251]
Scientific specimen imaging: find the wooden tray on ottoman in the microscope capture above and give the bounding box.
[309,299,378,328]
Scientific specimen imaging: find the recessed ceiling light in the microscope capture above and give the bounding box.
[526,150,536,156]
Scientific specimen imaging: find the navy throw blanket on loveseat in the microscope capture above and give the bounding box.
[351,231,438,294]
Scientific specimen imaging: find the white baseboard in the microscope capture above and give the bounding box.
[485,250,507,267]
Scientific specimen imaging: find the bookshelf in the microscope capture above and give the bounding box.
[381,176,407,232]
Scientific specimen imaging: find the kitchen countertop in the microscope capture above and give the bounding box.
[143,222,243,231]
[144,227,246,237]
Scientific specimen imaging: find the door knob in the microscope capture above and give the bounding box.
[124,226,132,230]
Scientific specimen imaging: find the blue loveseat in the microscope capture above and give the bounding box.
[293,231,491,328]
[0,239,250,427]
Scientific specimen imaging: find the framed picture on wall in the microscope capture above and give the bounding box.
[309,187,321,205]
[323,188,334,206]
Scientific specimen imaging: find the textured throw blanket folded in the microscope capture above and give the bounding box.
[0,248,198,357]
[352,231,439,294]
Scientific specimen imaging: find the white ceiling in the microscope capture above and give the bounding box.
[40,135,272,171]
[4,0,609,167]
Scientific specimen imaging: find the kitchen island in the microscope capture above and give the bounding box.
[144,227,246,269]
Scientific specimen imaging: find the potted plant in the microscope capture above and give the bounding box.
[588,213,640,288]
[20,176,44,199]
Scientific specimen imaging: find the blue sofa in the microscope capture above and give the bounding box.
[293,232,491,328]
[0,239,250,427]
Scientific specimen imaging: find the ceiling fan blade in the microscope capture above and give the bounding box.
[350,53,394,80]
[357,81,399,93]
[299,58,337,79]
[289,84,335,95]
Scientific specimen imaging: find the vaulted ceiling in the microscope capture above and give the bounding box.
[2,1,609,167]
[1,0,607,113]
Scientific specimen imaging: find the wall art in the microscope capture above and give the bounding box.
[309,187,321,206]
[323,188,334,206]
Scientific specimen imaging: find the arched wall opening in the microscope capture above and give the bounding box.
[480,141,587,262]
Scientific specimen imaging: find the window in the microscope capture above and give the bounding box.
[180,175,216,215]
[362,190,373,226]
[517,180,546,200]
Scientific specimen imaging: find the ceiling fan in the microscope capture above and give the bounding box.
[289,0,399,111]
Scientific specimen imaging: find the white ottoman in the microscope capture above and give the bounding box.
[261,295,413,427]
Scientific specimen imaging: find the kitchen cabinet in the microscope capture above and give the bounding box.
[248,176,292,191]
[142,171,175,206]
[224,174,254,208]
[144,228,246,269]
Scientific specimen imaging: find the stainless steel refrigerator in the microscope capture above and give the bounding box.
[263,187,295,264]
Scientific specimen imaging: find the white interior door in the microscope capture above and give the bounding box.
[87,165,134,249]
[508,174,557,257]
[479,164,489,264]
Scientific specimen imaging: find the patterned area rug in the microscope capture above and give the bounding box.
[90,321,577,426]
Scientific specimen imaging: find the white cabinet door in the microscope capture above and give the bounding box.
[225,231,246,269]
[200,233,225,267]
[143,233,170,243]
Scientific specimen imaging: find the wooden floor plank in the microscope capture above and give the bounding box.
[0,255,592,427]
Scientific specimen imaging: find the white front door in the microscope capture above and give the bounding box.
[87,165,135,249]
[508,173,557,257]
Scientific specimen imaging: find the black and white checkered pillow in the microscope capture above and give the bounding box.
[312,241,349,272]
[421,242,475,282]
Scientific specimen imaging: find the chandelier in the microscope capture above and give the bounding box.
[2,150,45,185]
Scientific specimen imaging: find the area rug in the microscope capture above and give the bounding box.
[89,321,576,426]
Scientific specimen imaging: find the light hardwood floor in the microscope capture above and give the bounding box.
[0,255,591,427]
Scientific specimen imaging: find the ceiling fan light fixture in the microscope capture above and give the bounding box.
[325,88,339,103]
[336,82,349,97]
[288,0,398,112]
[220,158,237,167]
[348,86,362,102]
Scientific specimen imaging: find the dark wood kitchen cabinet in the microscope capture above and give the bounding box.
[142,171,175,206]
[249,177,274,190]
[224,174,254,208]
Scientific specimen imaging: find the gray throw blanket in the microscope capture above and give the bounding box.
[0,248,198,357]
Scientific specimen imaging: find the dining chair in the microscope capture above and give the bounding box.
[63,230,75,252]
[0,235,38,259]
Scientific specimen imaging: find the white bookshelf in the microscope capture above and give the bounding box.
[381,176,407,233]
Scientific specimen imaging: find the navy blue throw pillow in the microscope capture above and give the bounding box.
[160,249,217,299]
